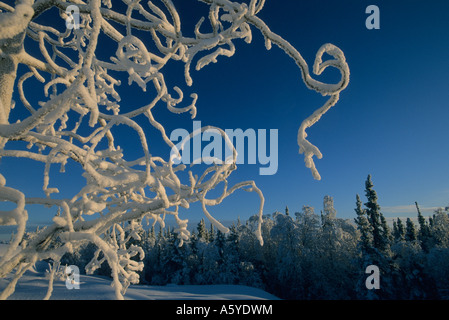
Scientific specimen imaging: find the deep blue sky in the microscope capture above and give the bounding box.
[2,0,449,233]
[172,0,449,222]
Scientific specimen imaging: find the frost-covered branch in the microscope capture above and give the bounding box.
[0,0,349,299]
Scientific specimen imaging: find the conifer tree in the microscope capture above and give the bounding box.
[157,226,164,242]
[190,231,199,255]
[405,218,417,242]
[393,218,405,242]
[323,195,337,219]
[364,175,387,252]
[354,194,373,254]
[197,219,208,242]
[416,202,431,251]
[209,224,216,243]
[429,208,449,248]
[227,223,240,255]
[429,215,434,229]
[380,213,393,248]
[215,230,226,260]
[393,220,398,241]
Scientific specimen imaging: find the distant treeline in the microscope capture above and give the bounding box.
[62,175,449,299]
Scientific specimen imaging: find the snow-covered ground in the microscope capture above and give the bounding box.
[0,245,278,300]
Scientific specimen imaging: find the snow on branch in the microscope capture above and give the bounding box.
[0,0,349,299]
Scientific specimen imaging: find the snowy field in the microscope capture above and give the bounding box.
[0,245,278,300]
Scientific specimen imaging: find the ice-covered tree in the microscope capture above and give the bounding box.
[354,194,373,254]
[415,202,431,251]
[322,195,336,220]
[196,218,208,242]
[0,0,349,299]
[295,205,320,249]
[380,213,392,250]
[393,218,405,243]
[364,175,389,253]
[405,218,417,242]
[430,208,449,248]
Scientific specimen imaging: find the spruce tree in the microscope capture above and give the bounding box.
[226,223,241,276]
[190,230,199,255]
[429,215,434,229]
[197,219,208,242]
[380,213,393,248]
[393,220,398,241]
[364,175,387,252]
[393,218,405,242]
[405,218,417,242]
[228,223,239,241]
[157,226,164,241]
[354,194,373,254]
[215,230,226,260]
[209,223,216,243]
[323,195,337,219]
[416,202,431,251]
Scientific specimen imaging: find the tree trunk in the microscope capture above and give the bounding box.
[0,0,35,148]
[0,33,25,148]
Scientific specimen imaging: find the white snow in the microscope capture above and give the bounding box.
[0,244,278,300]
[0,0,34,41]
[0,273,279,300]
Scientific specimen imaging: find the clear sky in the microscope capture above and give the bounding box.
[171,0,449,222]
[2,0,449,233]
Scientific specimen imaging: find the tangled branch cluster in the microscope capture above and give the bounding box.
[0,0,349,299]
